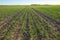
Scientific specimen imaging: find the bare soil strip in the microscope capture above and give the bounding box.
[26,15,30,40]
[24,13,30,40]
[32,8,60,32]
[14,27,22,40]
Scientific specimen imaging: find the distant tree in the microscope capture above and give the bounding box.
[43,4,49,6]
[31,4,40,6]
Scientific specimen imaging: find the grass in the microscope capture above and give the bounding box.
[0,6,24,21]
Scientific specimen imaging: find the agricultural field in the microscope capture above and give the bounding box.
[32,5,60,24]
[0,5,60,40]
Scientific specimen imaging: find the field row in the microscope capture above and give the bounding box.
[0,6,60,40]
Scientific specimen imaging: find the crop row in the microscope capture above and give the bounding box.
[0,6,60,40]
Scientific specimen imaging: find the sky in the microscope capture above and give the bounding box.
[0,0,60,5]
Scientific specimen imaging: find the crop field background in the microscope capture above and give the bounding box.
[32,6,60,24]
[0,5,60,40]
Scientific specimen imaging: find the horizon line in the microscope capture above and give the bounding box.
[0,4,60,5]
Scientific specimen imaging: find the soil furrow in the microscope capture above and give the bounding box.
[26,16,30,40]
[14,28,22,40]
[24,12,30,40]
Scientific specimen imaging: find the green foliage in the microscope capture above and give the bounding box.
[32,5,60,24]
[0,5,60,40]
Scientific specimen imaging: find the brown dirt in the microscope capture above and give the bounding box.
[23,13,30,40]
